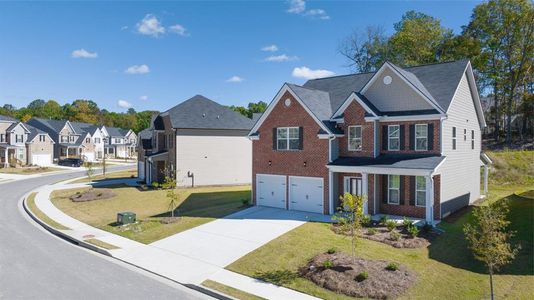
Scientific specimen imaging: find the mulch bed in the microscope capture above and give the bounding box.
[70,188,116,202]
[332,224,438,249]
[300,252,416,299]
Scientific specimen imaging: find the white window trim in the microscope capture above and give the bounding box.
[452,127,457,150]
[471,130,475,150]
[388,125,400,151]
[387,175,400,205]
[276,127,300,151]
[347,125,362,151]
[415,124,428,151]
[415,176,426,207]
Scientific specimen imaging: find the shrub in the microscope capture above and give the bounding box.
[385,219,397,232]
[386,262,399,271]
[362,215,371,226]
[241,198,250,206]
[327,248,337,254]
[389,230,401,241]
[408,224,420,238]
[323,260,333,269]
[402,216,413,227]
[355,271,368,282]
[367,228,378,235]
[151,182,160,189]
[379,215,389,225]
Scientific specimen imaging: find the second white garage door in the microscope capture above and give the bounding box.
[289,176,324,214]
[256,174,286,209]
[31,154,52,166]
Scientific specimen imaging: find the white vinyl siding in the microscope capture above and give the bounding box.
[277,127,299,150]
[415,124,428,151]
[388,175,400,204]
[348,126,362,151]
[388,125,400,151]
[415,176,426,207]
[438,72,482,209]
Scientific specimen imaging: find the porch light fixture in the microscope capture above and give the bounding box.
[303,161,307,167]
[268,160,272,166]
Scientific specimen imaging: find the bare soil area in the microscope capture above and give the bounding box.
[70,188,116,202]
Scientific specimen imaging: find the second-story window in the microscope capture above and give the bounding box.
[452,127,457,150]
[94,138,100,143]
[464,129,467,141]
[16,134,23,143]
[0,134,5,142]
[85,137,90,143]
[69,135,75,143]
[61,135,68,143]
[415,124,428,151]
[471,130,475,150]
[39,135,46,142]
[388,125,400,151]
[277,127,300,150]
[348,126,362,151]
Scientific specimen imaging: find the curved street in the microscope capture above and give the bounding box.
[0,167,207,300]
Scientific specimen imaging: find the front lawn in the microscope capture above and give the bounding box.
[70,169,137,184]
[51,184,251,244]
[0,166,62,175]
[227,183,533,299]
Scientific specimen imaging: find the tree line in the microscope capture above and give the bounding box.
[339,0,533,146]
[0,99,156,133]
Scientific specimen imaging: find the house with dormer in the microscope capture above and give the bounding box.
[100,126,137,159]
[249,60,489,223]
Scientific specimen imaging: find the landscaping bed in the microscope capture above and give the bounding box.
[70,169,137,183]
[0,166,61,174]
[70,188,115,202]
[300,252,415,299]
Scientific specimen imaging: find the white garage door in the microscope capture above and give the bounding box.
[83,152,95,162]
[32,154,52,166]
[289,176,324,214]
[256,174,286,209]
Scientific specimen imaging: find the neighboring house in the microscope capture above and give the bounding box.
[0,115,54,167]
[249,60,489,223]
[101,126,137,159]
[138,95,254,186]
[27,118,105,162]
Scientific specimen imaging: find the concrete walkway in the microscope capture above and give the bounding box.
[30,178,327,300]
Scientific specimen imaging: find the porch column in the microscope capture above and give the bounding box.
[425,175,434,225]
[483,165,489,196]
[362,172,368,215]
[4,148,7,167]
[66,147,69,158]
[328,170,334,215]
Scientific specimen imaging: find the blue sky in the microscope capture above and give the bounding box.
[0,0,481,112]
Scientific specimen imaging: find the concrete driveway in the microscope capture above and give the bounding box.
[150,206,332,267]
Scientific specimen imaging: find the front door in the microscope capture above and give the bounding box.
[349,177,362,196]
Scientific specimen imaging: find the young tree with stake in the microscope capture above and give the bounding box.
[333,192,365,260]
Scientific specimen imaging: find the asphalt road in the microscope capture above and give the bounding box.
[0,166,208,300]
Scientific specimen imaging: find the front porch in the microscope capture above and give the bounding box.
[59,145,83,160]
[328,155,445,224]
[0,146,26,168]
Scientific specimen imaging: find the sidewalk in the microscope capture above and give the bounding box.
[27,178,320,300]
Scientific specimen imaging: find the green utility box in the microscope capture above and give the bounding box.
[117,212,136,225]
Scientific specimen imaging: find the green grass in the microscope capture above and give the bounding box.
[84,238,120,250]
[51,184,251,244]
[487,150,533,186]
[0,166,62,174]
[201,280,266,300]
[26,192,70,230]
[70,169,137,184]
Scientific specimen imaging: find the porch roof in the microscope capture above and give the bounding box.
[327,154,445,175]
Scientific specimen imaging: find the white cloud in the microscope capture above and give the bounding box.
[226,76,244,83]
[118,100,132,109]
[292,66,335,80]
[139,95,148,101]
[265,54,298,62]
[121,25,129,31]
[287,0,306,14]
[168,24,189,36]
[136,14,165,37]
[261,44,278,52]
[305,9,330,20]
[286,0,330,20]
[125,64,150,75]
[71,49,98,59]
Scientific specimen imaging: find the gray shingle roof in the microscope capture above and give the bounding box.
[71,121,100,136]
[287,84,333,121]
[104,126,129,137]
[164,95,255,130]
[29,118,69,132]
[24,124,49,142]
[0,115,18,122]
[329,154,445,170]
[302,59,469,116]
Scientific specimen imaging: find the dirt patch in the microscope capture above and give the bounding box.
[70,188,116,202]
[300,252,416,299]
[160,217,182,224]
[332,224,438,249]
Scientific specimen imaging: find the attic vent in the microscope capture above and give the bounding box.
[202,113,206,117]
[217,115,220,119]
[383,75,392,85]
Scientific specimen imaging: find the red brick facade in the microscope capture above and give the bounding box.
[337,101,375,157]
[252,91,330,214]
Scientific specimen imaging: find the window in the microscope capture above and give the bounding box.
[39,135,46,142]
[16,134,23,143]
[452,127,457,150]
[348,126,362,151]
[471,130,475,150]
[114,138,121,143]
[388,125,400,151]
[415,176,426,207]
[388,175,400,204]
[18,148,24,160]
[415,124,428,151]
[85,137,90,143]
[464,129,467,141]
[277,127,300,150]
[94,138,100,144]
[0,134,5,142]
[69,135,75,143]
[60,135,68,143]
[60,148,67,156]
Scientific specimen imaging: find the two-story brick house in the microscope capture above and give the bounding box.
[249,60,488,223]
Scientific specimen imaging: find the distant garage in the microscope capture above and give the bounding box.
[31,154,52,166]
[255,174,325,214]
